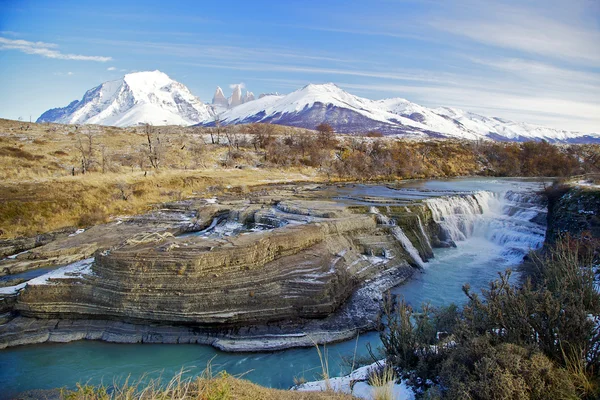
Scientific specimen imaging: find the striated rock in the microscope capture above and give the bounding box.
[0,207,201,277]
[0,227,78,259]
[16,210,411,325]
[0,187,444,351]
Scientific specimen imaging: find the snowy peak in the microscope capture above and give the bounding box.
[37,75,596,142]
[211,83,596,142]
[212,86,228,108]
[243,91,255,103]
[229,85,243,108]
[37,71,214,127]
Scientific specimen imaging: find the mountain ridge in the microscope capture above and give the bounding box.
[37,72,599,143]
[37,70,214,127]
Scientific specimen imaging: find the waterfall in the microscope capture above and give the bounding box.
[390,226,427,268]
[425,190,546,263]
[370,207,427,268]
[416,215,433,253]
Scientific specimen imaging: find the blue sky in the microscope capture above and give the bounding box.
[0,0,598,132]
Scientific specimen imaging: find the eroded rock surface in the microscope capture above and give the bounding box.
[0,186,440,350]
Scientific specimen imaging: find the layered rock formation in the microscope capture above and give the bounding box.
[0,187,441,351]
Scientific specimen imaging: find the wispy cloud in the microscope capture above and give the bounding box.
[76,38,356,64]
[0,37,112,62]
[107,66,116,71]
[229,82,245,90]
[339,82,600,132]
[430,1,600,65]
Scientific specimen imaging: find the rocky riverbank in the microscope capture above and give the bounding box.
[0,184,439,351]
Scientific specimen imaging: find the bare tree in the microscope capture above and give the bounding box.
[144,124,164,169]
[100,144,110,174]
[209,116,222,145]
[76,129,95,174]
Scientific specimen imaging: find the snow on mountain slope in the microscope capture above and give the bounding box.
[37,75,597,142]
[432,107,591,142]
[214,83,434,136]
[212,83,596,142]
[37,71,214,127]
[376,98,480,140]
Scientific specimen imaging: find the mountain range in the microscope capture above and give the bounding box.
[36,70,599,143]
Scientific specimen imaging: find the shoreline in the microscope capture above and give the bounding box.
[0,263,414,352]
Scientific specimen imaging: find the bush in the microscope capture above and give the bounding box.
[380,236,600,399]
[78,209,109,227]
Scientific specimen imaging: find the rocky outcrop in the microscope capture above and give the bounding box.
[0,207,200,277]
[0,227,79,259]
[212,86,228,108]
[0,187,444,351]
[243,91,255,103]
[229,85,243,108]
[15,205,414,326]
[545,185,600,244]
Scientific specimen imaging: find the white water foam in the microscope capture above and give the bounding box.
[370,207,427,268]
[425,190,546,264]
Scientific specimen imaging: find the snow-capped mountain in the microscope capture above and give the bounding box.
[207,83,598,143]
[37,73,597,142]
[37,71,214,127]
[211,85,256,112]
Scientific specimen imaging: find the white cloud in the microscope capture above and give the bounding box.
[229,82,245,90]
[430,1,600,65]
[107,66,116,71]
[67,71,73,75]
[339,82,600,132]
[0,37,112,62]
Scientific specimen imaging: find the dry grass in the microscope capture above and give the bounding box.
[61,366,356,400]
[368,366,397,400]
[0,119,325,238]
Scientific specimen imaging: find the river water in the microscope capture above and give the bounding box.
[0,178,549,397]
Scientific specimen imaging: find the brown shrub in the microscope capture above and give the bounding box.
[0,146,44,161]
[78,209,108,227]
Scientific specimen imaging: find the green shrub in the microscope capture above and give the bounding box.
[380,236,600,399]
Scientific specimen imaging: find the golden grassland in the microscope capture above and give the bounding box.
[0,119,327,238]
[60,365,357,400]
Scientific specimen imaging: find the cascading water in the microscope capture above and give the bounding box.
[425,190,546,264]
[416,215,433,253]
[370,207,427,268]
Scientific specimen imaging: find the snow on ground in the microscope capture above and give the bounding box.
[0,282,27,295]
[68,228,85,237]
[27,258,94,285]
[293,360,415,400]
[0,258,95,296]
[575,180,600,189]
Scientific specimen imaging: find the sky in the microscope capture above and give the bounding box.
[0,0,598,132]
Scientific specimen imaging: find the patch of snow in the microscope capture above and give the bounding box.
[293,360,415,400]
[68,228,85,237]
[0,282,27,295]
[6,249,29,259]
[27,258,95,285]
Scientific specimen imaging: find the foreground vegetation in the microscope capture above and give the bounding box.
[380,234,600,399]
[1,118,598,239]
[61,369,355,400]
